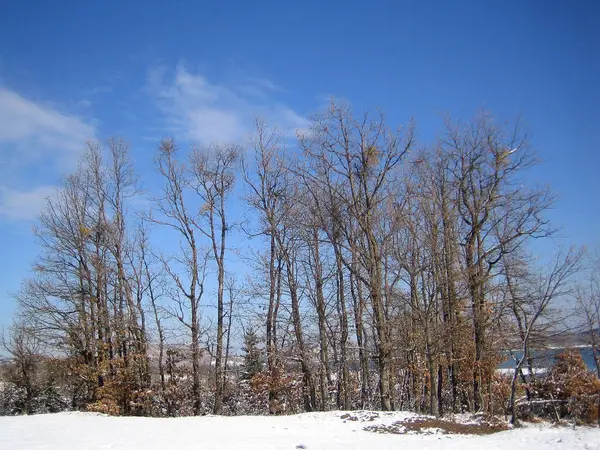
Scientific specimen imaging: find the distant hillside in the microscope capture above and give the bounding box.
[546,328,599,348]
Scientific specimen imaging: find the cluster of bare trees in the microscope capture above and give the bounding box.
[3,101,594,420]
[8,139,149,412]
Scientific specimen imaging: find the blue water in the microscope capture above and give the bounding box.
[498,347,597,372]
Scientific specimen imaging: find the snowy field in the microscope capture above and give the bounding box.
[1,411,599,450]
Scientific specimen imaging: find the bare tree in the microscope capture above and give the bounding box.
[295,152,352,410]
[301,100,413,410]
[150,138,208,415]
[7,104,589,420]
[503,248,582,425]
[104,138,149,391]
[1,322,44,414]
[223,273,241,393]
[137,222,167,391]
[190,144,238,414]
[242,120,287,414]
[444,115,553,411]
[15,140,149,411]
[274,190,317,412]
[575,248,600,424]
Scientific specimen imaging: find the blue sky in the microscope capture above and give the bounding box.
[0,0,599,328]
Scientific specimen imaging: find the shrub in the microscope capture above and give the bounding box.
[539,350,600,424]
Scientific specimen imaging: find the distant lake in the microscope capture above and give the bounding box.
[498,347,597,372]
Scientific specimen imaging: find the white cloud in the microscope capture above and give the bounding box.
[0,87,96,168]
[0,87,96,222]
[148,65,309,145]
[0,185,56,221]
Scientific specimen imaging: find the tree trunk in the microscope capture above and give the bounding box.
[311,228,331,410]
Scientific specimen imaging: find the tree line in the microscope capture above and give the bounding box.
[2,101,599,423]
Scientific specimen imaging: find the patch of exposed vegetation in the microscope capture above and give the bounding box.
[363,417,509,436]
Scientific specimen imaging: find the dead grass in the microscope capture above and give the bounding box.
[362,417,509,436]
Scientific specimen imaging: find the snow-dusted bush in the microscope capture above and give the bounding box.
[0,362,69,416]
[526,350,600,424]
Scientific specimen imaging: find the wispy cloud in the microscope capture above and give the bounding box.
[0,185,57,221]
[0,86,96,222]
[147,65,309,145]
[0,87,96,169]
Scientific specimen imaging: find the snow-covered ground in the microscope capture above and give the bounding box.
[0,411,598,450]
[496,367,549,376]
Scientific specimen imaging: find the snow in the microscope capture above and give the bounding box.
[0,411,599,450]
[496,367,549,376]
[444,413,481,425]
